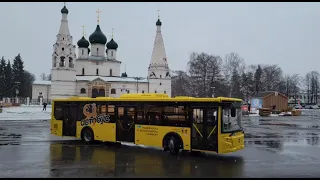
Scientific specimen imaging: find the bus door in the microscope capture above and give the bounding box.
[191,107,218,151]
[62,103,78,137]
[116,106,136,142]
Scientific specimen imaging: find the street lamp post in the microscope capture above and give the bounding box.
[133,77,143,93]
[211,86,215,98]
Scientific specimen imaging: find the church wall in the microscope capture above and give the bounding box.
[32,84,51,100]
[51,81,76,100]
[148,78,171,97]
[76,60,121,77]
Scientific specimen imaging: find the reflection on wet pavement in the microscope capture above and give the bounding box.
[47,141,244,178]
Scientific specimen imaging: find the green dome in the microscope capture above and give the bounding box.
[106,38,118,50]
[89,25,107,44]
[61,6,68,14]
[77,36,89,48]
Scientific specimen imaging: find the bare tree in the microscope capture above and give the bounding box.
[188,52,223,97]
[171,70,191,97]
[261,64,283,91]
[223,52,246,96]
[40,73,47,81]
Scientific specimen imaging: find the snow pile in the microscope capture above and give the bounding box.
[0,106,51,121]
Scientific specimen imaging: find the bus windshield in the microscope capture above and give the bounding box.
[222,106,242,133]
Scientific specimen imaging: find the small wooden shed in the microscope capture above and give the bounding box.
[250,91,288,112]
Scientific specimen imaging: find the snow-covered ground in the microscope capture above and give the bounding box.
[0,105,51,121]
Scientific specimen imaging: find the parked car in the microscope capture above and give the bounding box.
[294,104,303,109]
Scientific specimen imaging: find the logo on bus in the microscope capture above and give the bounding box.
[80,103,111,126]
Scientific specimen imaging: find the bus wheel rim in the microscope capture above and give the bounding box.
[169,139,175,151]
[85,131,92,142]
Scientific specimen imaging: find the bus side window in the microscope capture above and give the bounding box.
[163,106,188,127]
[54,104,63,120]
[136,104,147,125]
[145,105,162,125]
[107,105,116,123]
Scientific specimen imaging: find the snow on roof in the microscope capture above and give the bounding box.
[33,80,51,85]
[76,76,149,83]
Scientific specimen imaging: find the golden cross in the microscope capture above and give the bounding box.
[112,28,114,39]
[157,10,160,19]
[81,25,86,37]
[96,9,101,24]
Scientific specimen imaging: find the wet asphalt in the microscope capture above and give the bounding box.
[1,110,320,178]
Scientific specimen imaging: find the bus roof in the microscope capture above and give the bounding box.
[52,93,242,103]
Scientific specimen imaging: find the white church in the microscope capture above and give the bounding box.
[32,4,171,100]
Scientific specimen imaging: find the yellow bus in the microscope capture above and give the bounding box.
[50,93,244,155]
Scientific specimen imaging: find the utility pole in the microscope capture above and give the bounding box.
[133,77,143,93]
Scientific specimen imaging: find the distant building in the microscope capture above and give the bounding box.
[32,4,171,101]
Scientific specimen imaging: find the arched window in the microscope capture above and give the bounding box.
[69,57,73,68]
[111,88,116,94]
[82,68,85,75]
[53,57,57,67]
[80,88,86,94]
[82,49,84,55]
[111,51,113,57]
[96,68,99,75]
[142,90,145,93]
[110,69,113,76]
[59,56,65,67]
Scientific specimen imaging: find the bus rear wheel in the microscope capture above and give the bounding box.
[81,128,94,143]
[168,136,180,155]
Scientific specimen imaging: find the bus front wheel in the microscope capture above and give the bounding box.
[81,128,94,143]
[168,136,180,155]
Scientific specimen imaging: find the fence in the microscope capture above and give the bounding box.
[1,97,52,106]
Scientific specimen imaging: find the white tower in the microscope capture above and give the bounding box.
[148,12,172,97]
[51,4,77,99]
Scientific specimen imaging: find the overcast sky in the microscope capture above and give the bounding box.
[1,2,320,80]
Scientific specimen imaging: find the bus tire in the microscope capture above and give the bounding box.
[81,127,94,144]
[168,136,180,155]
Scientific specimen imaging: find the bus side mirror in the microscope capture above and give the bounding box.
[231,107,236,117]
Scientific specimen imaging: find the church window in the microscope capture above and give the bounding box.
[97,48,99,55]
[96,68,99,75]
[59,56,65,67]
[110,69,113,76]
[164,91,166,94]
[63,38,64,40]
[160,82,162,85]
[53,57,57,67]
[111,51,113,57]
[155,91,157,93]
[69,57,74,68]
[111,89,116,94]
[82,68,85,75]
[127,90,130,93]
[142,90,145,93]
[82,49,84,55]
[80,88,86,94]
[160,75,162,78]
[62,48,64,51]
